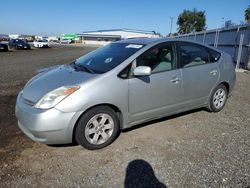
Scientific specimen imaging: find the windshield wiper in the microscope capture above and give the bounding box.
[71,62,94,74]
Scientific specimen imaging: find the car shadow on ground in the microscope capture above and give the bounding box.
[47,142,79,148]
[48,108,205,148]
[124,159,167,188]
[123,108,205,133]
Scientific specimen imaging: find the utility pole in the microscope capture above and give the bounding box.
[221,17,225,28]
[170,17,174,37]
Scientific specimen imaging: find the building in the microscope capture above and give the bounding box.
[8,34,35,42]
[0,34,9,41]
[9,34,20,39]
[48,36,58,42]
[77,29,161,45]
[61,34,80,42]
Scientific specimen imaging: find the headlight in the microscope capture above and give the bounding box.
[35,86,80,109]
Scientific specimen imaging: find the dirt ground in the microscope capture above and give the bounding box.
[0,45,249,187]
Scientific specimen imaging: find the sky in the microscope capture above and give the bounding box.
[0,0,249,36]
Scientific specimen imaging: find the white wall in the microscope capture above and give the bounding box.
[81,30,160,46]
[83,30,160,39]
[48,36,58,41]
[9,34,19,39]
[83,40,111,46]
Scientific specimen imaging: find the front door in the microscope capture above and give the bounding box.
[128,42,182,124]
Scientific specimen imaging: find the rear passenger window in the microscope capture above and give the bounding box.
[179,43,210,68]
[208,49,221,62]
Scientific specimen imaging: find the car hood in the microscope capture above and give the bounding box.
[22,65,98,103]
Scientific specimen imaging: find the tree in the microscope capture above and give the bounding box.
[245,6,250,23]
[177,8,206,34]
[167,32,178,37]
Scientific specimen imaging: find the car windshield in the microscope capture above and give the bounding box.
[74,43,144,74]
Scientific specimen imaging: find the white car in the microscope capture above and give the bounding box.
[33,39,50,48]
[60,39,72,44]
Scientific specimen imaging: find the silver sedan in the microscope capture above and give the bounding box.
[15,38,236,150]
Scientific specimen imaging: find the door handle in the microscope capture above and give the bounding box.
[210,70,218,75]
[170,77,181,83]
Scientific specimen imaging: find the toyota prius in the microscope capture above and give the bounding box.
[15,38,236,150]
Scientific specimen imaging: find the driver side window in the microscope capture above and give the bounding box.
[136,43,176,73]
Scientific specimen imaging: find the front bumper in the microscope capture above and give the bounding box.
[16,45,30,50]
[0,46,8,51]
[15,92,76,144]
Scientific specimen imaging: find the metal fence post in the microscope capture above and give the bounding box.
[214,30,217,47]
[203,31,206,44]
[236,34,244,70]
[214,30,220,48]
[216,30,220,48]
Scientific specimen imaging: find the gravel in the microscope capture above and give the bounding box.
[0,45,249,187]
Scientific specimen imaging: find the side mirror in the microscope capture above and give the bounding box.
[133,66,151,76]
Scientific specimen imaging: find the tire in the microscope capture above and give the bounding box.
[207,84,228,112]
[75,106,120,150]
[4,46,8,52]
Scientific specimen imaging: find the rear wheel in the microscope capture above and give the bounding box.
[207,84,228,112]
[75,106,120,150]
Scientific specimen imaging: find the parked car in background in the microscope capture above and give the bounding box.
[60,39,72,44]
[15,38,236,150]
[8,39,31,50]
[0,43,8,52]
[33,39,50,48]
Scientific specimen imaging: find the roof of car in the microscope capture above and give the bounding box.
[115,37,222,53]
[116,38,167,45]
[115,37,195,45]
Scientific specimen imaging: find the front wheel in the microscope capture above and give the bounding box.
[75,106,120,150]
[207,84,228,112]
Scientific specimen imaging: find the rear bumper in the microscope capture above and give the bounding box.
[228,70,236,97]
[35,44,50,48]
[43,44,50,47]
[15,92,76,144]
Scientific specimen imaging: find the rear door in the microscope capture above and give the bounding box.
[177,42,219,107]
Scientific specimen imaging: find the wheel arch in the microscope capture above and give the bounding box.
[207,81,230,112]
[220,81,230,93]
[72,103,123,143]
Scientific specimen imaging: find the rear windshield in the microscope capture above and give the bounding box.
[75,43,144,73]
